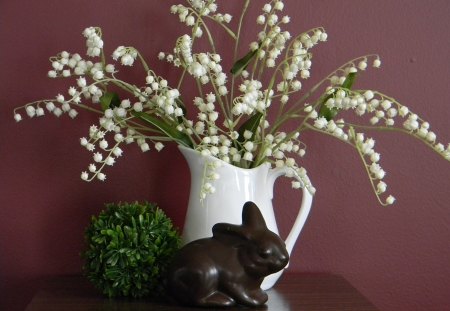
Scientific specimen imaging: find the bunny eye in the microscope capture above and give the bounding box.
[258,248,272,259]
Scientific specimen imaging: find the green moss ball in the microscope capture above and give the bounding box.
[83,202,181,298]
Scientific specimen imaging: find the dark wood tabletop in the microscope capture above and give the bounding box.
[26,273,378,311]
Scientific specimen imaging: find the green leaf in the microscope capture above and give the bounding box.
[131,111,193,148]
[231,47,259,76]
[100,92,121,111]
[123,226,132,237]
[318,95,338,121]
[105,268,121,279]
[107,253,119,266]
[341,71,357,89]
[318,72,357,121]
[116,225,124,239]
[237,112,263,143]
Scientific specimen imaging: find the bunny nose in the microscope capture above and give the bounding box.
[279,253,289,267]
[271,253,289,272]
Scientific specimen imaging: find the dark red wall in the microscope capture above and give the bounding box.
[1,1,449,310]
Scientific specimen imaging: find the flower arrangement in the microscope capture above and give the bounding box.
[14,0,449,206]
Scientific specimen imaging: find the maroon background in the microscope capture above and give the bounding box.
[1,1,449,310]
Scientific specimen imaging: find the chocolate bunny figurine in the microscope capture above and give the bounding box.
[167,201,289,307]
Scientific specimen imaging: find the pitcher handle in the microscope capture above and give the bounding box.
[268,167,314,255]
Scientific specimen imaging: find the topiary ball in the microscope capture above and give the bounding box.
[83,201,181,298]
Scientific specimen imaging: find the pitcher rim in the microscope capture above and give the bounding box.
[178,145,271,172]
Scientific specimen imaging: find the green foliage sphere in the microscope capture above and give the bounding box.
[83,202,181,298]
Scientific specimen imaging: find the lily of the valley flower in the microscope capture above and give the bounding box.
[14,0,450,206]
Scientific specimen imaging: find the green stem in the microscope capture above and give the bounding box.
[339,121,449,162]
[230,0,251,124]
[348,126,388,206]
[204,15,236,39]
[279,54,381,124]
[207,70,229,120]
[136,51,150,72]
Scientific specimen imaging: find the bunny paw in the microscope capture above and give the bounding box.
[199,291,235,306]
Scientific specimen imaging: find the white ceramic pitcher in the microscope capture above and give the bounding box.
[178,145,313,290]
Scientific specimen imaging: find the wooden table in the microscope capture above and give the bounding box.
[26,273,378,310]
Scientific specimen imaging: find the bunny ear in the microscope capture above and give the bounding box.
[242,201,267,231]
[212,202,267,240]
[212,223,251,240]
